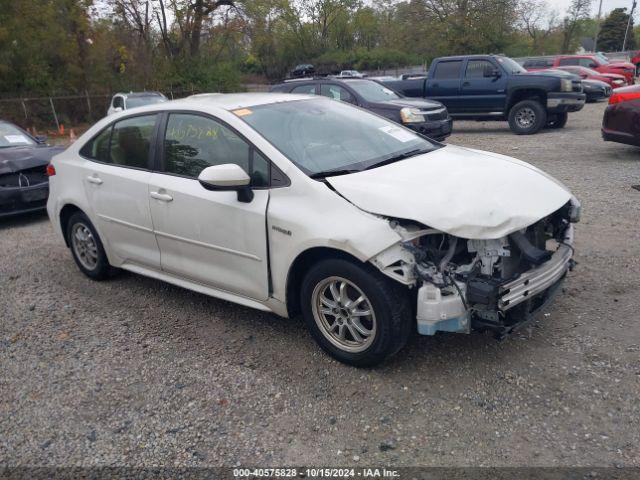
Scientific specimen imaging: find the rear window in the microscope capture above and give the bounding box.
[433,61,463,80]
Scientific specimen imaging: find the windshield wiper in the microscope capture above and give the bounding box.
[364,148,430,171]
[309,168,361,179]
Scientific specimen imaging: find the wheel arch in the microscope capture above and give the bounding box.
[59,203,85,247]
[507,88,547,111]
[285,247,367,319]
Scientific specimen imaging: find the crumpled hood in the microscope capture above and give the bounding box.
[0,145,64,175]
[327,145,572,240]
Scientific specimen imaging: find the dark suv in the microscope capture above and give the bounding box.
[270,78,453,141]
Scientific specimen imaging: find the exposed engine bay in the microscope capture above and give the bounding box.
[372,200,580,338]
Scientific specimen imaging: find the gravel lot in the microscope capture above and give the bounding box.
[1,102,639,468]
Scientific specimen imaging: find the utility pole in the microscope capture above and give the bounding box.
[622,0,637,52]
[593,0,604,51]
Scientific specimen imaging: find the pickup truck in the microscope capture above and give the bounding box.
[380,55,586,135]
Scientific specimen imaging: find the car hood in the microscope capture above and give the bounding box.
[375,98,445,110]
[326,145,572,240]
[608,61,635,69]
[602,73,626,80]
[0,145,65,175]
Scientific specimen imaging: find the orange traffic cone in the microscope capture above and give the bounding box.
[59,124,64,135]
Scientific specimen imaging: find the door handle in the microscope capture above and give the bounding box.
[462,81,470,87]
[86,175,103,185]
[150,191,173,202]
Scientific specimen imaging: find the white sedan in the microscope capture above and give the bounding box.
[47,93,580,366]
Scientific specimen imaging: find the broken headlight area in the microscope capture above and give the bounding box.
[383,204,576,338]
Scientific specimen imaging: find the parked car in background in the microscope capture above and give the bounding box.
[107,92,167,116]
[335,70,364,78]
[290,64,315,78]
[581,79,612,102]
[380,54,585,134]
[602,84,640,147]
[270,78,452,141]
[47,93,580,366]
[519,54,636,84]
[555,66,627,89]
[0,121,64,217]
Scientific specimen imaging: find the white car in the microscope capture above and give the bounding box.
[336,70,365,78]
[107,92,167,116]
[47,93,580,366]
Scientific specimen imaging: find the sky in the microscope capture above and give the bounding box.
[550,0,638,18]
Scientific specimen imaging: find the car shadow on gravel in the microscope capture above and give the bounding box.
[0,210,49,230]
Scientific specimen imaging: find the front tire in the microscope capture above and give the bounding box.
[508,100,547,135]
[66,212,115,280]
[300,258,413,367]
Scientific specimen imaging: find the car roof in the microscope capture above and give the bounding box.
[435,54,506,61]
[115,91,165,98]
[176,92,316,111]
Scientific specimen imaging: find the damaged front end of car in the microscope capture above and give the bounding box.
[372,199,580,338]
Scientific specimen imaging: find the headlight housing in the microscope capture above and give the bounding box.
[561,79,573,92]
[400,107,425,124]
[613,79,624,85]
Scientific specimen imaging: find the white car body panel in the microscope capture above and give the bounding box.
[326,144,572,240]
[47,93,577,330]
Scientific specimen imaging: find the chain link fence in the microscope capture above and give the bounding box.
[0,84,272,133]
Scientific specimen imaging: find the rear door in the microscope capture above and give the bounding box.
[460,59,507,112]
[80,114,161,268]
[148,112,270,300]
[425,60,463,111]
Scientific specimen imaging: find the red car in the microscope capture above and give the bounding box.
[555,66,627,89]
[554,55,636,84]
[602,85,640,147]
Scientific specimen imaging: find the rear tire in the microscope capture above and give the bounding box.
[508,100,547,135]
[66,212,116,280]
[300,258,413,367]
[546,112,568,129]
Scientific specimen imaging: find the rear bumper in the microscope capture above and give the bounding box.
[547,93,586,112]
[405,118,453,141]
[0,183,49,218]
[602,127,640,147]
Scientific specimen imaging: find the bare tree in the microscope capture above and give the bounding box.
[517,0,558,53]
[561,0,592,53]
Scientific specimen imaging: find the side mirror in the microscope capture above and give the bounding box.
[114,107,123,113]
[484,68,501,78]
[34,135,48,144]
[198,164,254,203]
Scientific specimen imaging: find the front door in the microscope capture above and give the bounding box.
[81,114,161,268]
[148,112,270,300]
[460,59,507,112]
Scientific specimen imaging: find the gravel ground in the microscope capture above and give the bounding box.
[1,102,639,468]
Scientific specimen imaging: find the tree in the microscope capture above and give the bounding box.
[517,0,558,54]
[561,0,592,53]
[597,8,636,51]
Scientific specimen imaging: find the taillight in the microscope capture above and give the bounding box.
[609,91,640,105]
[46,164,56,176]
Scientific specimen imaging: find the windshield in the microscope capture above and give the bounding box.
[238,98,439,177]
[347,80,401,102]
[126,95,166,109]
[0,122,35,148]
[595,53,609,64]
[497,57,527,74]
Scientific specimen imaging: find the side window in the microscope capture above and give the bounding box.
[580,59,598,68]
[320,84,356,104]
[163,113,269,187]
[79,126,112,162]
[109,115,157,169]
[559,58,579,66]
[291,84,316,94]
[113,96,124,109]
[465,60,495,78]
[433,61,463,80]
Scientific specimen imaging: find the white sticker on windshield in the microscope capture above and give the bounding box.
[379,125,417,142]
[5,134,29,144]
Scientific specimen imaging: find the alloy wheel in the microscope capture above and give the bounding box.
[71,223,98,270]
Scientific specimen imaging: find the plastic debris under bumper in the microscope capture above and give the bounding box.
[498,226,574,311]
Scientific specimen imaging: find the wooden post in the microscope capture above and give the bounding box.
[49,97,60,131]
[85,90,92,121]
